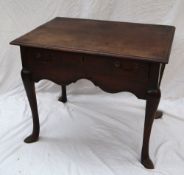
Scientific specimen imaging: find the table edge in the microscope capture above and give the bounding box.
[10,17,176,64]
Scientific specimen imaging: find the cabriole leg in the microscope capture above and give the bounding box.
[141,89,161,169]
[21,69,40,143]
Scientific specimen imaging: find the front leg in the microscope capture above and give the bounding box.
[141,89,161,169]
[21,69,40,143]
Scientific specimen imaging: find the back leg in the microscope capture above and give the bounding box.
[155,110,163,119]
[58,85,67,103]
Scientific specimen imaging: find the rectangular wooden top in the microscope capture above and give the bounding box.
[11,17,175,63]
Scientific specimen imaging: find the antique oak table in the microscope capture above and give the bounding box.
[10,17,175,169]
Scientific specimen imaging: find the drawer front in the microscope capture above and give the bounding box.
[21,47,150,98]
[24,48,82,70]
[82,55,150,98]
[83,55,149,83]
[22,48,149,84]
[22,47,84,82]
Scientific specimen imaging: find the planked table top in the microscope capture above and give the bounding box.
[11,17,175,63]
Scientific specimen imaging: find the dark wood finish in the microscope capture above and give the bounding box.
[155,64,166,119]
[141,89,161,169]
[141,62,161,169]
[21,69,40,143]
[155,110,163,119]
[159,64,166,86]
[11,17,175,63]
[58,85,67,103]
[10,17,175,169]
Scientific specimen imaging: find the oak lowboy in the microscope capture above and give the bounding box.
[11,17,175,169]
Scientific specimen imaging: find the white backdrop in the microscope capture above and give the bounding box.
[0,0,184,175]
